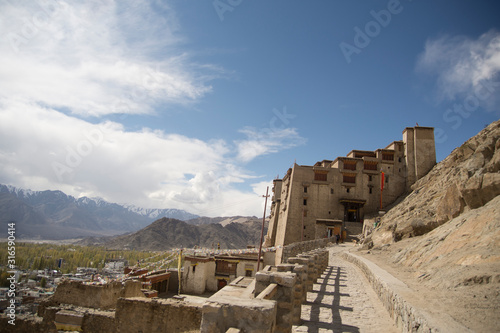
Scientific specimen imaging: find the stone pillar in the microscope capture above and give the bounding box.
[276,264,306,325]
[287,257,314,293]
[298,253,320,283]
[255,270,297,333]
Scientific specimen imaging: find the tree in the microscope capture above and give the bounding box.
[40,277,47,288]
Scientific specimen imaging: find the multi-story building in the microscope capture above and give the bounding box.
[265,126,436,260]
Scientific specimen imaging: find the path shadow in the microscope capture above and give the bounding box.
[298,266,360,333]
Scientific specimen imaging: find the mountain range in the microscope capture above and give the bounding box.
[77,217,267,250]
[0,184,198,239]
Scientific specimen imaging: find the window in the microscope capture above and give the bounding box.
[245,270,253,277]
[304,186,307,193]
[398,157,402,163]
[314,171,328,181]
[343,161,356,170]
[368,175,372,181]
[330,188,334,194]
[369,187,373,194]
[216,261,237,276]
[303,199,307,205]
[346,188,350,193]
[382,153,394,161]
[343,173,356,184]
[192,265,196,273]
[363,162,378,171]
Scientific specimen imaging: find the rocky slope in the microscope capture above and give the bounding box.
[360,120,500,331]
[369,120,499,246]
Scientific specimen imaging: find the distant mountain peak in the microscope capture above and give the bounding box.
[0,183,199,240]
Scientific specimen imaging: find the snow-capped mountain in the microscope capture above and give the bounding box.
[0,184,198,240]
[121,204,198,220]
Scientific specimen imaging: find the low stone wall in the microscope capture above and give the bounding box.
[0,314,56,333]
[341,251,472,333]
[81,310,115,333]
[116,297,203,333]
[201,296,277,333]
[279,237,332,263]
[254,269,297,333]
[198,246,330,333]
[51,280,143,309]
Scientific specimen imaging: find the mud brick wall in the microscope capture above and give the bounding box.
[51,280,143,310]
[115,297,203,333]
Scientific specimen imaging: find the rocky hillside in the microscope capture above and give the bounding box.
[79,217,267,251]
[369,120,499,246]
[361,120,499,331]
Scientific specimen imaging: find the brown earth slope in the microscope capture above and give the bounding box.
[358,120,500,332]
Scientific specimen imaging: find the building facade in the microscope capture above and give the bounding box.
[265,126,436,254]
[182,252,275,295]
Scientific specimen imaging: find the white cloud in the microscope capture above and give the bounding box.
[416,30,500,110]
[0,1,302,218]
[0,99,265,216]
[0,1,213,117]
[235,127,306,163]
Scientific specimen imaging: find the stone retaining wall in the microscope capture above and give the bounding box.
[279,238,332,263]
[341,251,473,333]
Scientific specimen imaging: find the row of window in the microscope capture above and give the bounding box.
[302,184,383,204]
[312,172,389,185]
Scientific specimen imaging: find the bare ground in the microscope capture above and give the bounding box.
[352,239,500,333]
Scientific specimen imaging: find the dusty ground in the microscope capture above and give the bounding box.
[352,241,500,333]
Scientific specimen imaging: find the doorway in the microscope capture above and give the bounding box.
[217,279,227,290]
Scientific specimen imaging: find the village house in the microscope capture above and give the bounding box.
[265,126,436,262]
[182,252,275,294]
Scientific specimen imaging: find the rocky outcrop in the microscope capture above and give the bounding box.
[370,120,500,246]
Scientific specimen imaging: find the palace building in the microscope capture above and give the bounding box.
[264,126,436,259]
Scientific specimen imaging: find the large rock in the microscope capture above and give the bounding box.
[436,183,465,223]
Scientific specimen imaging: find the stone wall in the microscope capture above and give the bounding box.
[115,297,203,333]
[50,280,143,309]
[198,245,330,333]
[278,237,332,263]
[201,296,277,333]
[81,310,115,333]
[0,314,56,333]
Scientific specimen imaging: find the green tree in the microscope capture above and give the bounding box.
[40,277,47,288]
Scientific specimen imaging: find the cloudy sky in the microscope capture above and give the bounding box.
[1,0,499,217]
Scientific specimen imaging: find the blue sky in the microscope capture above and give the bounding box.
[0,0,499,217]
